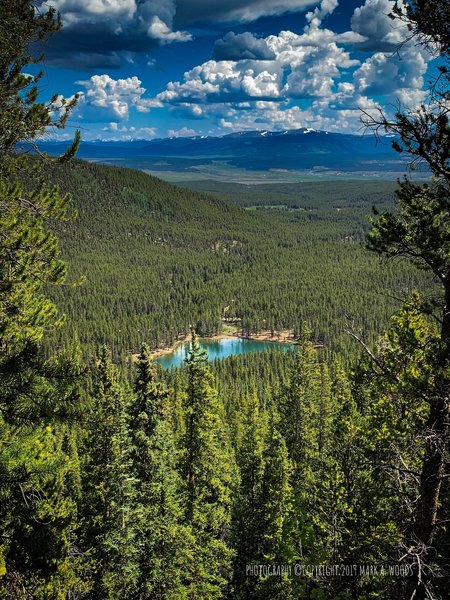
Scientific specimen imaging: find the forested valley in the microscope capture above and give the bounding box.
[1,2,450,600]
[41,160,428,361]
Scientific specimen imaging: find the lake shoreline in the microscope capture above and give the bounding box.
[149,328,300,360]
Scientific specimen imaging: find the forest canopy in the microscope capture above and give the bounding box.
[0,1,449,600]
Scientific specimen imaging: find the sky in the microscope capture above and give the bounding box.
[37,0,436,141]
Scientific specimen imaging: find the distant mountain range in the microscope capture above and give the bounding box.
[38,128,407,173]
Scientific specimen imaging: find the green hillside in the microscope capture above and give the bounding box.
[42,159,428,358]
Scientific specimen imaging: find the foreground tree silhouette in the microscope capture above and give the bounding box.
[0,0,79,173]
[0,1,82,596]
[363,1,450,597]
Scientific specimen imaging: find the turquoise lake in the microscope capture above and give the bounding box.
[155,337,295,369]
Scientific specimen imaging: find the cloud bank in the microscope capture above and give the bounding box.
[52,0,433,138]
[145,0,430,133]
[46,0,323,68]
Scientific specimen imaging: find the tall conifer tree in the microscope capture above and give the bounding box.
[80,348,138,600]
[181,330,235,598]
[254,403,295,600]
[231,394,266,599]
[0,2,83,596]
[277,339,322,566]
[130,344,192,599]
[361,2,450,595]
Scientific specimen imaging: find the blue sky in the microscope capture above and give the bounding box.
[39,0,436,141]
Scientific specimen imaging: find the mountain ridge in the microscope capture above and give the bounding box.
[37,128,404,173]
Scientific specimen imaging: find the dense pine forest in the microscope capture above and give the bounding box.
[1,2,450,600]
[40,160,427,360]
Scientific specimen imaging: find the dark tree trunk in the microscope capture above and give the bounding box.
[407,283,450,599]
[408,395,448,599]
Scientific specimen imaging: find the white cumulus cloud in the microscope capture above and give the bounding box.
[74,74,152,122]
[305,0,339,26]
[213,32,276,61]
[167,127,197,137]
[153,25,360,108]
[144,0,434,134]
[353,40,429,108]
[49,0,137,21]
[99,123,157,140]
[56,0,436,136]
[147,16,191,43]
[350,0,407,51]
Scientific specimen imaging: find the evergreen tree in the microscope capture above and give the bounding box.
[277,338,321,566]
[80,348,138,599]
[362,2,450,595]
[278,334,320,481]
[352,301,443,598]
[310,362,365,598]
[231,394,266,599]
[254,403,295,600]
[181,330,235,599]
[0,0,79,173]
[0,3,83,596]
[130,344,192,599]
[0,346,87,598]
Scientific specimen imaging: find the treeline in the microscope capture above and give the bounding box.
[181,178,399,210]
